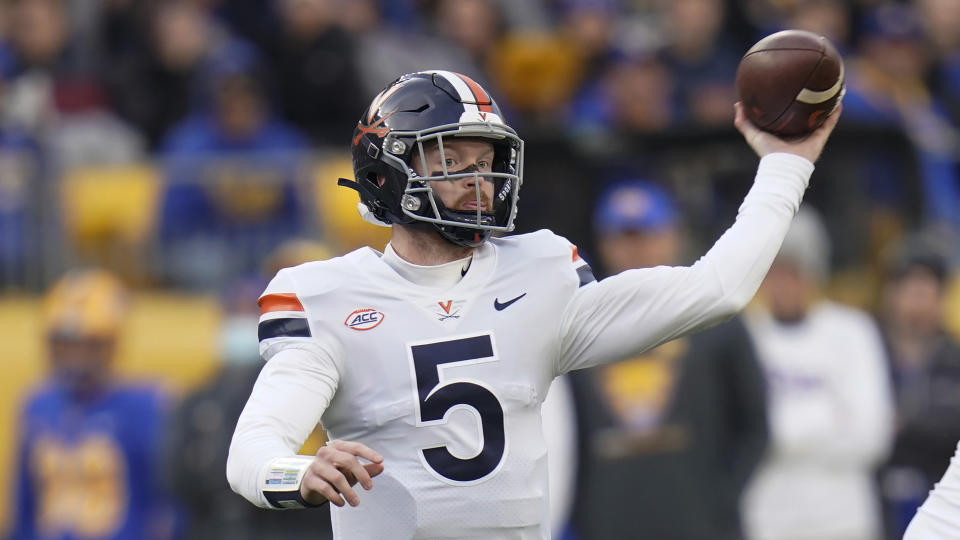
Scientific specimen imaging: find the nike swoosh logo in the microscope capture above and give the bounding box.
[494,293,526,311]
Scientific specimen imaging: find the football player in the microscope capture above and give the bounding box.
[227,70,840,539]
[904,441,960,539]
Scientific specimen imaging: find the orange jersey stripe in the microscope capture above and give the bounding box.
[259,293,304,315]
[457,73,494,113]
[570,245,580,262]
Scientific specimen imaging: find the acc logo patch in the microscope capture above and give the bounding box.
[344,309,385,331]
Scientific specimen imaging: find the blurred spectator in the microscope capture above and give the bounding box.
[48,78,144,170]
[843,3,960,249]
[571,181,768,540]
[157,42,310,289]
[916,0,960,62]
[556,0,619,80]
[430,0,503,68]
[265,0,366,145]
[743,207,894,540]
[351,2,483,98]
[0,0,144,169]
[784,0,852,52]
[107,1,231,148]
[877,241,960,538]
[9,269,172,539]
[164,247,335,539]
[206,0,281,53]
[656,0,739,126]
[568,50,675,135]
[0,120,41,288]
[917,0,960,155]
[2,0,69,133]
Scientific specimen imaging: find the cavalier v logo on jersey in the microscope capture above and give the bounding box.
[432,299,467,322]
[344,309,385,330]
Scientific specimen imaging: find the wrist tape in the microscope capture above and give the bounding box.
[262,456,326,509]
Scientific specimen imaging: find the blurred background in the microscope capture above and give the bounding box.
[2,0,960,538]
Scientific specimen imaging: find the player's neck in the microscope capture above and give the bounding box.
[390,225,475,266]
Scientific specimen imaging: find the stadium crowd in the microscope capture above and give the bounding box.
[1,0,959,539]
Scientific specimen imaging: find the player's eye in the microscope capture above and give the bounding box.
[477,160,490,170]
[444,158,456,168]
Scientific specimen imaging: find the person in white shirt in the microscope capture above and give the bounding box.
[226,70,841,539]
[742,207,894,540]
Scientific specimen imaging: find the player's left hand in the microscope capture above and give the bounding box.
[734,101,842,163]
[300,439,385,507]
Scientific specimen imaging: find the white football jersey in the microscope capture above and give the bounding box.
[904,441,960,539]
[262,231,590,539]
[227,153,815,539]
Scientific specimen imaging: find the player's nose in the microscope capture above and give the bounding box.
[457,164,485,186]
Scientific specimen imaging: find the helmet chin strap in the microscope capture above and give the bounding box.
[357,202,392,227]
[339,177,396,227]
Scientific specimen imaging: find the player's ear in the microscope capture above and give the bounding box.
[377,174,387,187]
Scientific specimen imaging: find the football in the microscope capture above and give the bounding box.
[735,29,845,137]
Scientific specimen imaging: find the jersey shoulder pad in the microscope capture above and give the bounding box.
[492,229,574,259]
[494,229,596,287]
[276,255,354,296]
[257,257,347,361]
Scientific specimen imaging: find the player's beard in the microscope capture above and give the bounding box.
[453,191,493,213]
[429,166,494,213]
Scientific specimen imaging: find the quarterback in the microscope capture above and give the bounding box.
[227,70,840,539]
[904,441,960,539]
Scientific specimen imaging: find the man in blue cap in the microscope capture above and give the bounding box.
[593,181,683,274]
[571,181,770,540]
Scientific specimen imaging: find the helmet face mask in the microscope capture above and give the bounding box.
[386,122,523,244]
[342,71,524,247]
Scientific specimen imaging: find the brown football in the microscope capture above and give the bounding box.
[735,29,844,137]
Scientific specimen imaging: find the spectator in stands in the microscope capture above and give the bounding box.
[349,2,482,98]
[556,0,619,83]
[878,241,960,538]
[265,0,365,145]
[157,41,309,289]
[3,0,71,133]
[571,181,768,540]
[164,242,335,539]
[430,0,503,71]
[842,4,960,249]
[0,52,41,287]
[0,0,146,177]
[107,1,231,148]
[9,269,172,539]
[918,0,960,126]
[742,207,894,540]
[785,0,852,53]
[656,0,739,126]
[0,0,144,171]
[568,49,675,135]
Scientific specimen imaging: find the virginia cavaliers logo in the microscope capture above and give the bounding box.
[344,309,385,330]
[353,108,398,146]
[433,299,465,321]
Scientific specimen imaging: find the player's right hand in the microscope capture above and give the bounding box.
[300,439,385,507]
[734,101,842,163]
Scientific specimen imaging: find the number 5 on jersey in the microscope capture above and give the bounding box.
[408,333,506,484]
